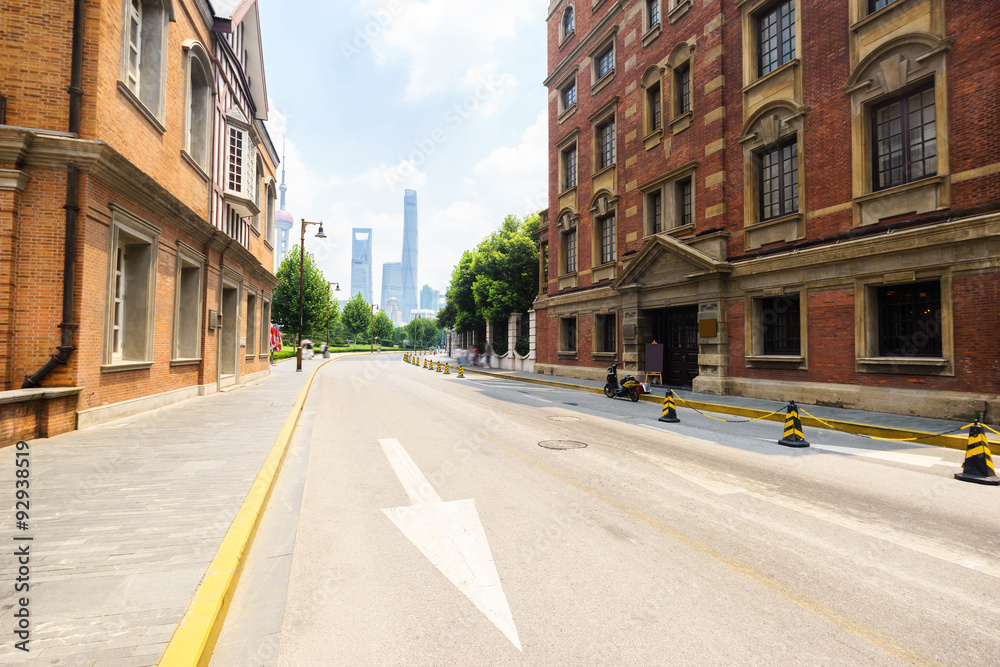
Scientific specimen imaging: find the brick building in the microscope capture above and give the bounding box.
[0,0,280,444]
[535,0,1000,420]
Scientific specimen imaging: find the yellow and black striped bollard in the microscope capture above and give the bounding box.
[777,401,809,447]
[457,365,465,378]
[444,363,450,375]
[658,389,680,423]
[955,421,999,485]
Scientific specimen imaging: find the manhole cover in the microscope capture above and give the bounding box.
[539,440,588,450]
[547,416,581,422]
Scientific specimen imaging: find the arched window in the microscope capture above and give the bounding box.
[563,7,575,36]
[184,43,212,172]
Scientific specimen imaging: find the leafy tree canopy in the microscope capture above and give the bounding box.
[372,309,395,342]
[341,292,372,345]
[441,214,539,333]
[273,245,335,343]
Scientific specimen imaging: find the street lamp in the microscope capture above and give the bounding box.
[326,282,340,348]
[298,218,326,373]
[370,304,379,354]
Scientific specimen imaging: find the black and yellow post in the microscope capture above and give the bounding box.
[658,389,680,423]
[444,363,450,375]
[458,365,465,378]
[777,401,809,447]
[436,361,442,373]
[954,421,999,485]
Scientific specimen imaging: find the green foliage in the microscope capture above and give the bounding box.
[371,309,395,342]
[402,317,440,346]
[515,335,530,357]
[441,213,539,334]
[272,245,335,342]
[492,338,508,356]
[341,292,372,345]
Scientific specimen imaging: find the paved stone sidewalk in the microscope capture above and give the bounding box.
[0,355,327,666]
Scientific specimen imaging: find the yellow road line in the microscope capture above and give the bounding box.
[157,356,343,666]
[491,434,941,667]
[464,368,997,454]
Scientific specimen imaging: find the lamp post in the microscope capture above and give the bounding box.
[370,304,379,354]
[298,219,326,372]
[326,281,340,348]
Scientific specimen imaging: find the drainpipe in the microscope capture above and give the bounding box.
[22,0,85,388]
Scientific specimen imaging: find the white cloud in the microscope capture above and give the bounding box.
[473,109,548,215]
[355,0,539,101]
[354,160,428,193]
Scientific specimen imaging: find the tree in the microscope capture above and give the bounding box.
[371,309,395,343]
[341,292,372,346]
[471,214,539,326]
[273,245,334,343]
[323,299,341,344]
[403,317,439,347]
[438,251,481,334]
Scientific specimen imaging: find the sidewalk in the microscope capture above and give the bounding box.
[0,355,330,666]
[440,357,998,451]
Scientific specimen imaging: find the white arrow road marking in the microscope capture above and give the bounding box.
[378,438,523,652]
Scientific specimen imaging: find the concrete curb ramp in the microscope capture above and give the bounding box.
[157,353,368,666]
[461,367,999,455]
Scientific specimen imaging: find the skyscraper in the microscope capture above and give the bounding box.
[350,228,373,304]
[420,285,439,315]
[381,262,403,320]
[274,144,294,271]
[401,189,419,322]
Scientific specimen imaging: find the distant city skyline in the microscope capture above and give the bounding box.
[350,228,373,304]
[401,190,419,322]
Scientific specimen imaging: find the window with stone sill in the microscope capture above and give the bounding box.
[648,82,662,132]
[562,6,575,41]
[260,298,271,357]
[120,0,169,122]
[596,117,616,170]
[172,247,203,361]
[184,45,211,172]
[105,209,159,367]
[757,137,798,221]
[561,80,577,114]
[560,317,578,353]
[595,313,617,353]
[758,0,795,77]
[597,212,616,265]
[647,0,661,30]
[871,85,936,192]
[562,229,578,274]
[246,292,258,356]
[876,281,941,358]
[675,63,691,115]
[595,43,614,80]
[642,165,697,237]
[562,144,578,191]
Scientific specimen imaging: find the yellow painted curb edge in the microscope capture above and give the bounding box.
[157,356,338,667]
[461,367,999,455]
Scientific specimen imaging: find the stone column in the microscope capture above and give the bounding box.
[693,298,728,395]
[0,170,29,390]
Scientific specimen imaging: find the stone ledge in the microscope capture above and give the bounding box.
[0,387,82,406]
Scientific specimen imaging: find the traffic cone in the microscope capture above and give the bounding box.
[436,361,442,373]
[658,389,680,423]
[458,366,465,378]
[954,422,999,485]
[777,401,809,447]
[444,363,450,375]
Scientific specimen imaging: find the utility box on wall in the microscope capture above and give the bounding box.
[209,310,219,330]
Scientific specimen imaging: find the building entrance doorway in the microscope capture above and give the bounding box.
[650,306,699,388]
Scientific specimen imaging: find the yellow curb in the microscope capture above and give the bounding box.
[460,367,998,455]
[157,356,338,667]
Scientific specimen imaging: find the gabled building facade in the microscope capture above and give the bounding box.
[0,0,279,444]
[535,0,1000,420]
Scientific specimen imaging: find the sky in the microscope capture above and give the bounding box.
[257,0,549,305]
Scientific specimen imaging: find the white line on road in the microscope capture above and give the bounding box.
[748,437,960,468]
[378,438,523,652]
[522,394,552,402]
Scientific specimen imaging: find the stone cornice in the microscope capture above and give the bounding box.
[0,127,277,289]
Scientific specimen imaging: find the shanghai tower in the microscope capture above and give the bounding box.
[401,190,419,322]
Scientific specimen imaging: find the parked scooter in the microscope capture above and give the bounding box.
[604,362,640,402]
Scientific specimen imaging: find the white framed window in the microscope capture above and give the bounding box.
[223,114,260,218]
[172,242,204,362]
[265,182,276,247]
[119,0,170,125]
[104,206,160,368]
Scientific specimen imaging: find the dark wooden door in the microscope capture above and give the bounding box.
[652,307,699,388]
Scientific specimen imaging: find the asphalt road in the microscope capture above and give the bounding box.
[215,354,1000,666]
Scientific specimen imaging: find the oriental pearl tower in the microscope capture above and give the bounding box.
[274,143,294,271]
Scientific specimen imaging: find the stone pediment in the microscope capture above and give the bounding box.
[612,234,731,290]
